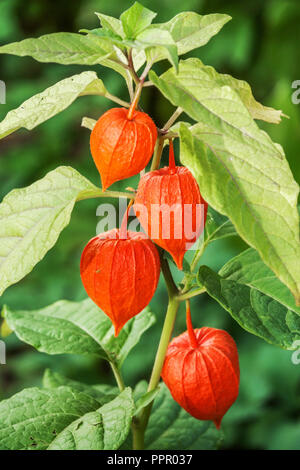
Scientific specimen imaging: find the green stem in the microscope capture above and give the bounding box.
[162,131,179,141]
[77,189,134,201]
[133,257,179,450]
[111,360,145,450]
[105,92,130,108]
[110,362,125,391]
[140,60,154,82]
[136,297,180,448]
[147,296,179,393]
[162,107,183,131]
[179,241,207,296]
[190,241,206,273]
[150,135,164,171]
[160,254,178,297]
[149,108,183,173]
[176,287,206,301]
[127,48,140,85]
[132,419,145,450]
[125,70,135,101]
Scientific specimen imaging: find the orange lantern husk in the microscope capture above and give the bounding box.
[80,204,160,336]
[162,303,240,429]
[90,107,157,190]
[134,140,208,269]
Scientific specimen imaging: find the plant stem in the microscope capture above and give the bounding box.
[125,71,135,101]
[149,108,183,172]
[160,254,178,297]
[190,241,206,272]
[127,49,140,85]
[150,135,164,171]
[162,131,179,140]
[133,257,179,449]
[147,296,179,392]
[135,297,180,448]
[105,92,130,108]
[132,421,145,450]
[127,80,144,120]
[110,362,125,391]
[111,360,143,450]
[176,287,206,301]
[77,189,134,201]
[162,107,183,131]
[140,61,154,82]
[178,240,207,296]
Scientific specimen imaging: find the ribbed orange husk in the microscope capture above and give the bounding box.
[134,166,208,269]
[162,327,240,429]
[80,229,160,336]
[90,107,157,190]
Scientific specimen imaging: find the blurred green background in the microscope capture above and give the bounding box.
[0,0,299,450]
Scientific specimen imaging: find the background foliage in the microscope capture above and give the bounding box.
[0,0,299,450]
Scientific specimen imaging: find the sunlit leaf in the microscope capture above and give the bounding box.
[0,71,106,139]
[150,59,300,304]
[4,298,155,365]
[0,167,98,295]
[198,264,300,349]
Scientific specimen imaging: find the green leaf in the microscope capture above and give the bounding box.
[179,125,300,306]
[79,75,107,96]
[93,16,143,76]
[0,386,101,450]
[4,298,155,365]
[133,381,160,416]
[150,57,283,124]
[0,32,130,81]
[95,12,125,38]
[168,120,192,136]
[133,380,149,401]
[44,370,118,402]
[48,388,134,450]
[134,390,159,416]
[164,251,192,275]
[0,318,12,338]
[220,248,300,317]
[0,386,133,450]
[152,12,231,56]
[101,303,156,366]
[132,48,147,71]
[120,2,157,40]
[0,71,106,140]
[177,206,237,279]
[145,384,222,450]
[136,28,178,71]
[80,28,125,48]
[150,59,300,304]
[213,75,284,124]
[198,265,300,349]
[186,58,283,123]
[0,166,98,296]
[0,32,113,65]
[140,13,230,70]
[3,300,108,359]
[43,369,118,403]
[205,207,237,244]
